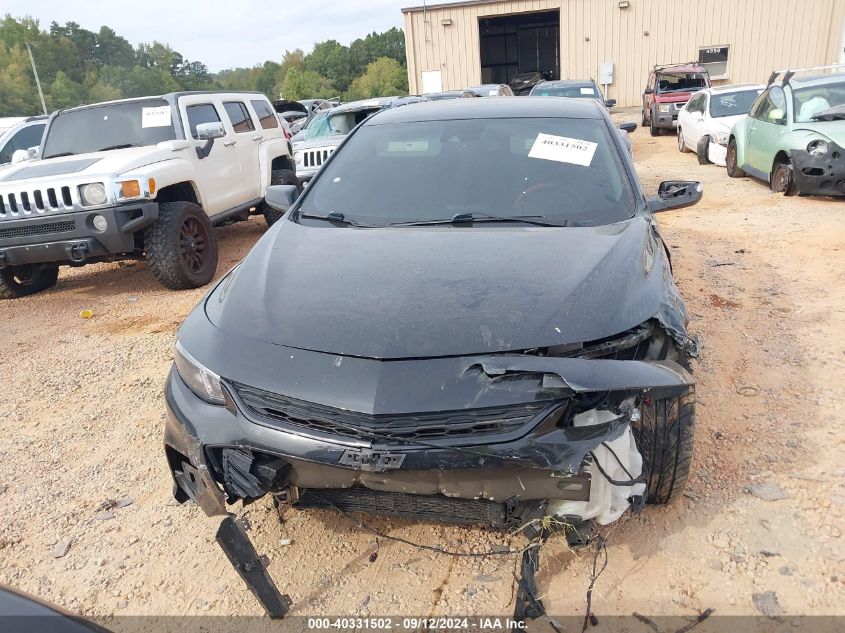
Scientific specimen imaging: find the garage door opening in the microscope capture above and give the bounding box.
[479,10,560,85]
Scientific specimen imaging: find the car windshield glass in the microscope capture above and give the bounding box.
[533,85,598,98]
[297,117,636,227]
[656,73,708,93]
[42,99,176,158]
[709,89,763,117]
[303,112,331,140]
[793,81,845,122]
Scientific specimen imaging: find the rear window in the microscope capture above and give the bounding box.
[709,89,763,118]
[298,117,635,227]
[251,99,279,129]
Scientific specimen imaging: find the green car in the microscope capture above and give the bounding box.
[727,68,845,196]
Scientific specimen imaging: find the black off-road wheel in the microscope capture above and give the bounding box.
[145,201,218,290]
[677,127,690,152]
[632,393,695,504]
[262,169,301,227]
[726,138,746,178]
[696,136,711,164]
[771,159,797,196]
[0,265,59,299]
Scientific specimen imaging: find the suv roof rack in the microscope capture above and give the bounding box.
[652,61,707,73]
[768,63,845,86]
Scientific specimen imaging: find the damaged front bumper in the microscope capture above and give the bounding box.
[164,349,692,528]
[790,142,845,196]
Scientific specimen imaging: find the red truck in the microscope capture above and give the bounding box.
[642,63,711,136]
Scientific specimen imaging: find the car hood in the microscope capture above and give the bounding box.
[0,146,183,184]
[293,135,345,151]
[707,114,747,133]
[655,93,695,103]
[204,215,688,359]
[792,120,845,145]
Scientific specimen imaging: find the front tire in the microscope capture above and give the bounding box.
[771,159,797,196]
[726,138,746,178]
[0,265,59,299]
[145,201,218,290]
[262,169,301,227]
[650,115,660,137]
[677,127,690,152]
[632,393,695,504]
[696,136,711,164]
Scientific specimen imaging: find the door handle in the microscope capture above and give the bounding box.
[252,135,263,142]
[223,140,237,147]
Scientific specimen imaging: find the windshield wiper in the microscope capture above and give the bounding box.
[97,143,138,152]
[43,152,75,158]
[388,212,566,228]
[297,211,377,227]
[811,105,845,121]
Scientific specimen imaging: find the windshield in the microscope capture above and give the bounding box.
[657,73,708,94]
[42,99,176,158]
[709,89,763,117]
[793,81,845,122]
[305,108,380,141]
[532,85,598,98]
[297,117,636,227]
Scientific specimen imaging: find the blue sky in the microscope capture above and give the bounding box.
[4,0,448,71]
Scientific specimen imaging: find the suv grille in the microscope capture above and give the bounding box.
[302,147,334,168]
[0,187,75,218]
[231,382,547,443]
[0,219,75,239]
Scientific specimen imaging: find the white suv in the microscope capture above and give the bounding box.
[0,92,298,298]
[0,116,48,166]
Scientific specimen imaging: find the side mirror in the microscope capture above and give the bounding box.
[648,180,703,212]
[605,98,617,109]
[196,122,226,140]
[644,88,654,95]
[265,185,299,212]
[11,149,29,164]
[619,122,637,134]
[768,109,785,123]
[27,146,40,160]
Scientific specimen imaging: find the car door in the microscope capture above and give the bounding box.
[680,94,704,147]
[643,73,655,117]
[222,100,261,202]
[179,95,242,215]
[747,86,788,177]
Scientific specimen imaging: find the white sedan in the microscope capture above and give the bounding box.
[676,84,765,166]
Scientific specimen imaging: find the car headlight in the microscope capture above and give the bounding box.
[294,151,303,165]
[174,341,225,405]
[714,132,730,146]
[657,104,671,113]
[79,183,107,206]
[807,139,829,156]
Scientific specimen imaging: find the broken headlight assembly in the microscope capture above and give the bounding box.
[657,104,672,113]
[714,131,730,147]
[807,139,830,156]
[174,341,225,405]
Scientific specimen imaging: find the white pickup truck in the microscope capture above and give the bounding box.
[0,91,298,298]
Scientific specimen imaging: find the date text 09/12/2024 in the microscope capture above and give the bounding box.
[306,617,528,630]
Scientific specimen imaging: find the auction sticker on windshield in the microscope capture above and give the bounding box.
[528,133,597,166]
[142,105,171,128]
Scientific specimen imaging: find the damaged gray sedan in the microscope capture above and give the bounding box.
[164,97,702,612]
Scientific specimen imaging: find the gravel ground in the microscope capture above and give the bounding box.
[0,122,843,626]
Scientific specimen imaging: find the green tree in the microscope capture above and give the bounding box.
[86,80,121,103]
[49,70,83,108]
[346,57,408,101]
[304,40,351,92]
[0,43,42,115]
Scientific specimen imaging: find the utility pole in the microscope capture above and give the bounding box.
[25,42,48,115]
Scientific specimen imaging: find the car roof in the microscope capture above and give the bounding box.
[330,97,401,114]
[655,64,707,74]
[58,91,268,114]
[365,96,602,125]
[788,72,845,88]
[535,79,596,88]
[704,83,767,95]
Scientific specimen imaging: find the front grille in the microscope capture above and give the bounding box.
[0,219,75,239]
[297,488,509,527]
[302,147,335,168]
[232,382,547,442]
[0,186,75,218]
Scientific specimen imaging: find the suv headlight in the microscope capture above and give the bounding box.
[657,104,671,113]
[714,132,730,146]
[294,151,303,165]
[79,183,107,206]
[174,341,225,405]
[807,139,829,156]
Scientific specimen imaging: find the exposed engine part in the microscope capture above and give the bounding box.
[547,410,646,524]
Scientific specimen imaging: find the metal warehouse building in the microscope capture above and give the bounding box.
[402,0,845,107]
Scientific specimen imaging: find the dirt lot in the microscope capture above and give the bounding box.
[1,121,844,625]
